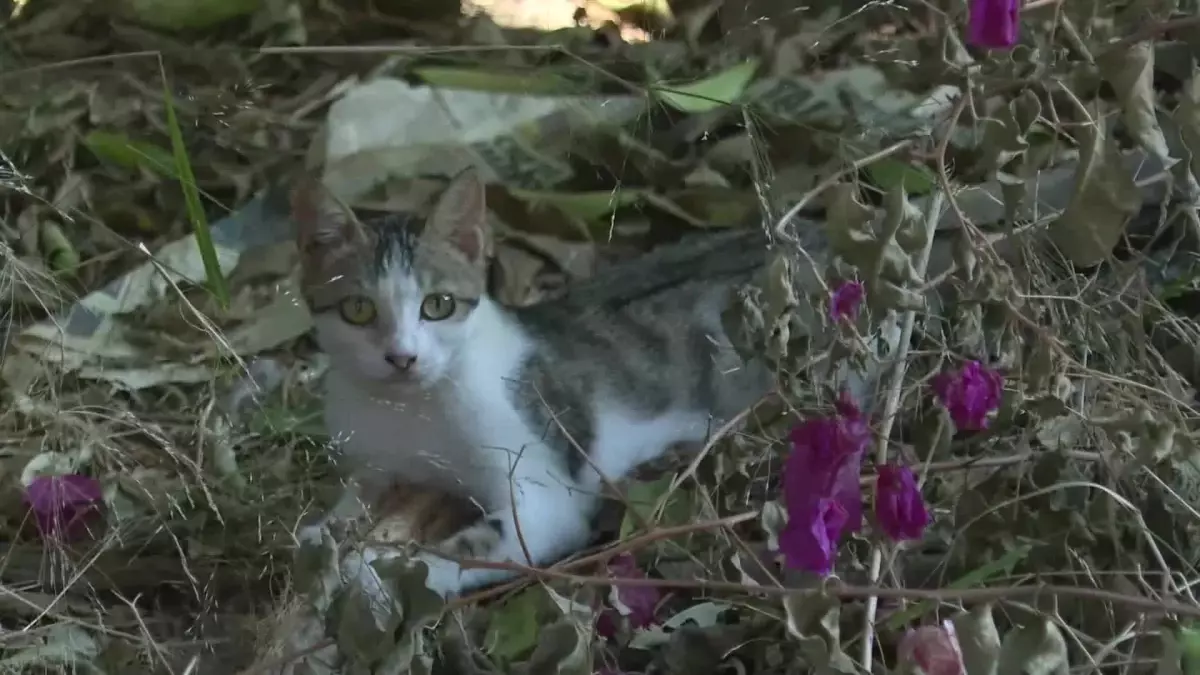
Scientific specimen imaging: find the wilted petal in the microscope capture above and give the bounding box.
[607,554,659,629]
[829,280,865,322]
[899,622,965,675]
[932,361,1004,431]
[595,609,619,639]
[24,474,103,541]
[875,464,930,542]
[967,0,1020,50]
[779,497,848,575]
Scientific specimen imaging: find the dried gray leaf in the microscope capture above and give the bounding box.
[824,183,875,257]
[952,604,1001,675]
[783,590,857,675]
[996,619,1069,675]
[294,524,343,612]
[1173,65,1200,182]
[1048,114,1142,266]
[976,90,1042,176]
[1099,41,1174,163]
[522,620,590,675]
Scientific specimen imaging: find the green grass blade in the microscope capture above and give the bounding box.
[158,59,229,308]
[881,542,1032,630]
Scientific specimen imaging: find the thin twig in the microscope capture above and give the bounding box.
[444,558,1200,618]
[773,140,914,237]
[860,189,947,672]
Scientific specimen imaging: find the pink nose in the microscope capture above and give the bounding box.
[385,351,417,371]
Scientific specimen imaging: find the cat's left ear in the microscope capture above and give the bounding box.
[425,168,492,265]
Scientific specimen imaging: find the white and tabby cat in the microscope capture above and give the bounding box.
[291,169,777,598]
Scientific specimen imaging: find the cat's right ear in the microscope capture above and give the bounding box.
[290,176,360,251]
[425,168,491,266]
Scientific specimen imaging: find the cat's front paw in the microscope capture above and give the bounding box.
[414,518,504,597]
[413,551,463,599]
[439,517,503,558]
[344,545,463,605]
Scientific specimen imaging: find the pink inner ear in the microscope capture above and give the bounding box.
[291,182,349,247]
[453,225,483,262]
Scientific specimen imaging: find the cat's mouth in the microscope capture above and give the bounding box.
[364,369,433,393]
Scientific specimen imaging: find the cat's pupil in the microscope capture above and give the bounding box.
[420,293,456,321]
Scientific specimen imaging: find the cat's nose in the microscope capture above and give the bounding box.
[385,351,417,371]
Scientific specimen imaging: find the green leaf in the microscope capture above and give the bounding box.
[1160,620,1185,675]
[250,400,327,437]
[83,130,177,177]
[508,188,646,221]
[650,187,758,227]
[159,60,229,308]
[115,0,258,31]
[413,66,580,95]
[1180,624,1200,664]
[0,624,99,668]
[996,619,1069,675]
[883,543,1031,629]
[620,476,696,539]
[38,221,79,274]
[654,60,759,113]
[484,587,542,662]
[866,158,936,194]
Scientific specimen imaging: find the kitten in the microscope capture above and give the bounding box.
[291,169,775,598]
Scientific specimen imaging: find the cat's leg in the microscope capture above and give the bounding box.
[296,474,383,546]
[424,476,594,596]
[354,477,594,599]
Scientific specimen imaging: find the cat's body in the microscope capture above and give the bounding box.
[292,170,774,597]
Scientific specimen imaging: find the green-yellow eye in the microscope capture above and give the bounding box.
[338,295,377,325]
[420,293,456,321]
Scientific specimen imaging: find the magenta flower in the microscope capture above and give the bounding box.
[875,464,930,542]
[24,474,104,541]
[967,0,1020,50]
[779,393,870,574]
[932,360,1004,431]
[829,280,865,322]
[779,498,849,575]
[899,622,965,675]
[599,554,659,635]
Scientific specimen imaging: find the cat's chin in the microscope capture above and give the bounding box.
[356,371,436,395]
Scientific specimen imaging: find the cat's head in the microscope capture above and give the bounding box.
[291,169,493,388]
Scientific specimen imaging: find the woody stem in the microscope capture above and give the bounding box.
[859,188,947,672]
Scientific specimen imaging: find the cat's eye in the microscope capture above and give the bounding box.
[338,295,377,325]
[420,293,456,321]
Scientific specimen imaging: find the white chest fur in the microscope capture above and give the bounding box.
[434,299,575,507]
[322,369,483,499]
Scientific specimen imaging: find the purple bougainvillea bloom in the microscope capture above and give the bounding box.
[596,609,619,639]
[932,361,1004,431]
[875,464,930,542]
[778,498,848,575]
[967,0,1020,50]
[899,622,965,675]
[829,280,865,322]
[780,393,871,574]
[24,474,103,541]
[606,554,659,630]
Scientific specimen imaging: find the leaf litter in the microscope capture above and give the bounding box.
[3,0,1200,674]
